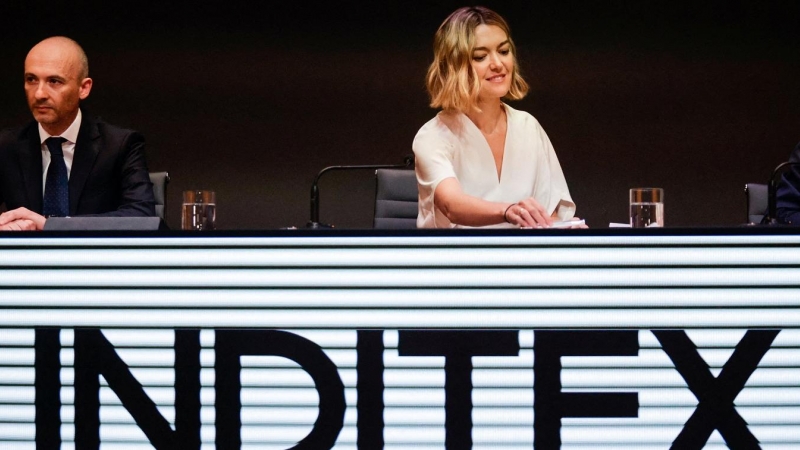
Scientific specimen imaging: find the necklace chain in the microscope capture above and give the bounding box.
[481,114,505,136]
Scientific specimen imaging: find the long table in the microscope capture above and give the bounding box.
[1,228,798,449]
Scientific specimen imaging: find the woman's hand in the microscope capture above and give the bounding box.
[504,197,553,227]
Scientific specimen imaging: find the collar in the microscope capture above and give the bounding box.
[38,109,82,144]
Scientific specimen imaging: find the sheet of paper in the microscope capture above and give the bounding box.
[522,219,586,229]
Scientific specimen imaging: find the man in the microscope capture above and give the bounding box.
[0,36,155,231]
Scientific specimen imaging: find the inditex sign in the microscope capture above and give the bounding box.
[1,232,799,449]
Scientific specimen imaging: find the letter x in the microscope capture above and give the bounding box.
[653,330,779,449]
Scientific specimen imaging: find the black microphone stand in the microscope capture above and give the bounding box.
[307,156,414,228]
[765,161,800,224]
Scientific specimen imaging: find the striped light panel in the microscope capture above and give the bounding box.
[0,232,798,449]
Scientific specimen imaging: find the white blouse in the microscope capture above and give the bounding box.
[413,104,575,228]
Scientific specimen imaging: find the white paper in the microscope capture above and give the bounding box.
[609,222,632,228]
[522,219,586,229]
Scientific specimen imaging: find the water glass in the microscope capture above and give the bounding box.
[182,190,216,231]
[629,188,664,228]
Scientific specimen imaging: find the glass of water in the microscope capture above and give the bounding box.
[629,188,664,228]
[182,190,216,231]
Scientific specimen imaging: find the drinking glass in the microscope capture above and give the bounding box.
[629,188,664,228]
[182,190,216,231]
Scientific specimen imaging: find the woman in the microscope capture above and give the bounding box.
[414,6,581,228]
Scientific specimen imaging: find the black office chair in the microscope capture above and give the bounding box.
[149,171,170,221]
[744,183,767,224]
[373,169,418,229]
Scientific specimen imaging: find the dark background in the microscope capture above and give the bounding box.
[1,1,798,229]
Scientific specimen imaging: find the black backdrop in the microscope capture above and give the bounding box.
[1,1,798,229]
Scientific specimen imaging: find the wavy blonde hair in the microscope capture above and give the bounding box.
[426,6,529,112]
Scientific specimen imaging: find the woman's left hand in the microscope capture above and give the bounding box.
[505,197,552,227]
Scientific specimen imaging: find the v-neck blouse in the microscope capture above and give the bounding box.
[413,104,575,228]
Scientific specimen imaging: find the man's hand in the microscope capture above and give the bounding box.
[0,208,47,231]
[0,219,37,231]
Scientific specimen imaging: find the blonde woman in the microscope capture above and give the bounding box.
[414,6,582,228]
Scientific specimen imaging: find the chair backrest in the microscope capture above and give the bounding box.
[373,168,418,229]
[744,183,767,224]
[149,171,170,221]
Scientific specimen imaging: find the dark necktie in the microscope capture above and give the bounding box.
[43,137,69,217]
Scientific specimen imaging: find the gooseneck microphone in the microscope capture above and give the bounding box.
[765,161,800,224]
[307,156,414,228]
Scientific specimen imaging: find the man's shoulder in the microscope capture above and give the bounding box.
[84,115,138,135]
[0,128,15,147]
[0,121,37,150]
[789,141,800,162]
[81,115,144,146]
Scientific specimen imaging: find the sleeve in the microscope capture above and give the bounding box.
[412,121,456,197]
[532,119,576,220]
[0,133,8,210]
[412,120,458,227]
[81,130,156,218]
[114,131,157,217]
[776,141,800,224]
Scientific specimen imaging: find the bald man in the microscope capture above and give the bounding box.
[0,36,155,231]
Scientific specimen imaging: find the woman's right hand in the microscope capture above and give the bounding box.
[504,197,553,228]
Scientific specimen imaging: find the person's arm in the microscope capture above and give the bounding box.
[776,141,800,224]
[107,133,156,217]
[0,207,46,230]
[79,130,156,218]
[434,177,554,227]
[529,117,576,222]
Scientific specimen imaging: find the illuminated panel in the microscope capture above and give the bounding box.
[0,232,797,449]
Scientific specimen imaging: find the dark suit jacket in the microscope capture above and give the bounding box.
[0,112,155,217]
[776,141,800,224]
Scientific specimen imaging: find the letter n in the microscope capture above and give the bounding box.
[73,329,201,450]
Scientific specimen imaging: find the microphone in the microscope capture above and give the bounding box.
[765,161,800,224]
[307,156,414,228]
